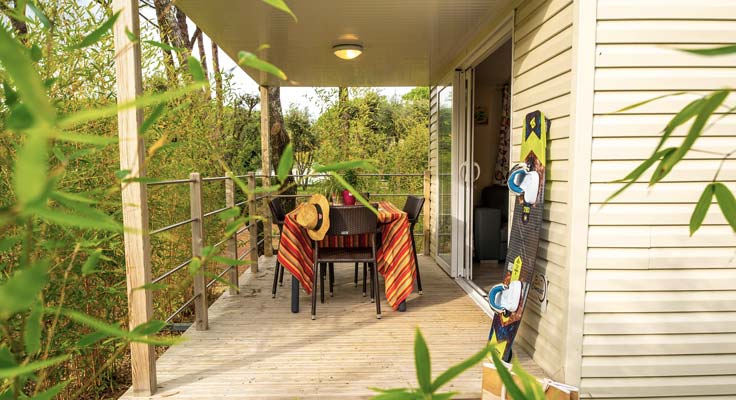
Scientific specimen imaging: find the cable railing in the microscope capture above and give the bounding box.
[144,170,431,331]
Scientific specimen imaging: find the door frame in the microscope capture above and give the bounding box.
[451,12,514,292]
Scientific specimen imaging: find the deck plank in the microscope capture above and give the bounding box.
[121,256,543,399]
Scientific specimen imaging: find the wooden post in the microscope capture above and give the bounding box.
[225,172,239,295]
[190,172,208,330]
[423,169,431,256]
[112,0,155,395]
[247,172,259,273]
[259,86,273,257]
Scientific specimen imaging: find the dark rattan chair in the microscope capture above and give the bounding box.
[403,195,425,294]
[268,198,287,298]
[312,206,381,320]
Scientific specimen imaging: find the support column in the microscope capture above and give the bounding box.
[112,0,155,394]
[259,86,273,257]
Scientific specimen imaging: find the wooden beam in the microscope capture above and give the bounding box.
[111,0,156,395]
[259,86,273,257]
[225,172,239,295]
[190,172,209,330]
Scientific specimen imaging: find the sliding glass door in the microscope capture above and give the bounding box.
[436,85,453,270]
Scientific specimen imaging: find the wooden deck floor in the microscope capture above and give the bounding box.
[121,256,543,399]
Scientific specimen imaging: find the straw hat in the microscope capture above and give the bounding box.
[296,194,330,241]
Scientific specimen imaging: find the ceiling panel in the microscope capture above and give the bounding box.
[178,0,511,86]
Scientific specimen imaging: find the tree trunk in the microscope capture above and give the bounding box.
[267,86,296,210]
[1,1,28,44]
[212,41,223,142]
[153,0,189,73]
[338,87,350,160]
[195,27,210,97]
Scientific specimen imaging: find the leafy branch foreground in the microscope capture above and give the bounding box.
[371,329,545,400]
[0,0,304,398]
[608,45,736,235]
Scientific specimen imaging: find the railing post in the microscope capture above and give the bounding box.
[247,172,259,273]
[423,169,431,256]
[225,172,239,295]
[260,86,273,258]
[190,172,208,330]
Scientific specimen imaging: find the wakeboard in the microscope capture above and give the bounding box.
[488,110,549,362]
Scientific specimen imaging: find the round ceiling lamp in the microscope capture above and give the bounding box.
[333,44,363,60]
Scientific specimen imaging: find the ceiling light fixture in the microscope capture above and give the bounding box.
[333,44,363,60]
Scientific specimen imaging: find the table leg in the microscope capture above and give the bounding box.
[291,275,299,313]
[398,300,407,312]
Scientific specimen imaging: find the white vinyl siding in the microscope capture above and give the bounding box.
[510,0,574,381]
[581,0,736,398]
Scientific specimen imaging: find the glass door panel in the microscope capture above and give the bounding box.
[437,85,453,269]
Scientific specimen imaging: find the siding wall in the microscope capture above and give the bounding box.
[429,86,440,258]
[582,1,736,398]
[510,0,574,381]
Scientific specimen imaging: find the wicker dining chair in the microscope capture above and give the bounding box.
[312,206,381,320]
[403,195,425,294]
[268,198,287,298]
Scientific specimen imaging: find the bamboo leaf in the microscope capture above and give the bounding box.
[431,344,491,391]
[144,40,181,52]
[0,237,21,253]
[24,302,43,355]
[657,90,730,182]
[82,249,103,275]
[277,143,294,183]
[211,256,249,266]
[713,183,736,233]
[59,83,203,128]
[690,184,715,236]
[76,331,108,347]
[238,51,287,80]
[55,308,178,346]
[413,329,432,393]
[0,355,69,379]
[139,103,166,135]
[31,205,122,232]
[0,261,48,320]
[614,92,687,113]
[26,2,52,30]
[14,127,48,206]
[29,381,69,400]
[69,11,120,49]
[131,320,167,336]
[511,358,546,399]
[329,172,378,215]
[219,207,241,221]
[261,0,298,21]
[0,24,55,123]
[678,45,736,56]
[654,97,705,153]
[55,132,117,145]
[489,348,528,400]
[187,56,206,82]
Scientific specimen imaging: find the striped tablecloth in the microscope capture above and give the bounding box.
[277,201,416,310]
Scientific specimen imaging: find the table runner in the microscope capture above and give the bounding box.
[277,201,416,310]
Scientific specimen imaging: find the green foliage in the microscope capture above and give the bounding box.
[371,329,544,400]
[610,46,736,235]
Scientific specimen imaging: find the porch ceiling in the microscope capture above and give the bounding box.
[177,0,512,87]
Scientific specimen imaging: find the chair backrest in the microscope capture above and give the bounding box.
[268,198,286,224]
[327,206,378,236]
[403,195,425,223]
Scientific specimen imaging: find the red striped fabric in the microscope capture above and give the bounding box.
[276,201,416,310]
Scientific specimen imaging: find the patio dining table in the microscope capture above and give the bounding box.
[277,200,417,313]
